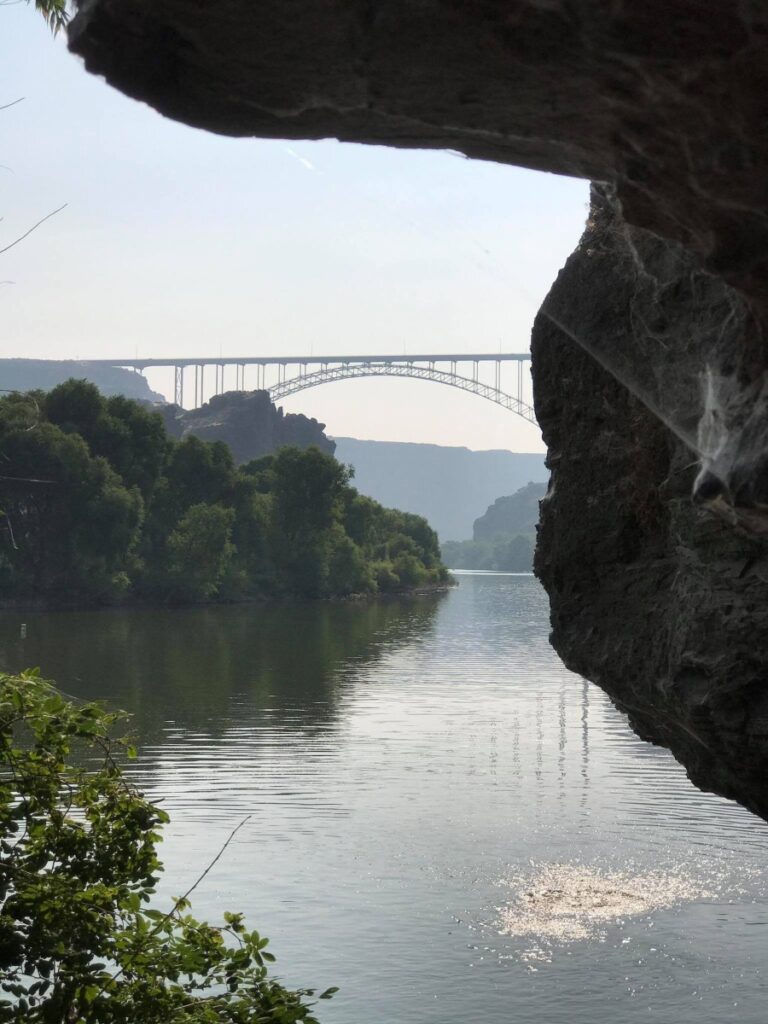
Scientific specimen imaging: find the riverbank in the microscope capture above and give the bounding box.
[0,577,457,614]
[1,383,450,609]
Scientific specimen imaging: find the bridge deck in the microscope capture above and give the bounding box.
[84,353,531,369]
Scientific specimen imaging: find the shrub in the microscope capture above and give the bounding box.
[0,670,335,1022]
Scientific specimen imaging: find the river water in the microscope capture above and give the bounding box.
[1,573,766,1022]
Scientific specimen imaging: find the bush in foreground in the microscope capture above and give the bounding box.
[0,670,334,1022]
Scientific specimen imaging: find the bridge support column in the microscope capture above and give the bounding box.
[174,365,184,407]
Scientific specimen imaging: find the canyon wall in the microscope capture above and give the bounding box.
[0,359,165,402]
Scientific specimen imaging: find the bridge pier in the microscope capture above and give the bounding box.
[174,365,184,407]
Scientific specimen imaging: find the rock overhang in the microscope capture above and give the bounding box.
[68,0,768,306]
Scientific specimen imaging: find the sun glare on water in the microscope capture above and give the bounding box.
[494,863,719,965]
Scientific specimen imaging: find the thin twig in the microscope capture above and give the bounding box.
[0,97,24,112]
[0,204,67,257]
[98,815,252,996]
[177,815,252,907]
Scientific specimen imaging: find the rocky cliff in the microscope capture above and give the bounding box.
[533,186,768,820]
[160,390,334,463]
[333,438,546,541]
[68,1,768,818]
[473,481,546,542]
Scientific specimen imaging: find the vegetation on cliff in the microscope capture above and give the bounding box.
[0,381,448,605]
[441,534,534,572]
[440,481,546,572]
[0,668,334,1022]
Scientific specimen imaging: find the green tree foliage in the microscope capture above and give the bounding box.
[441,533,534,572]
[26,0,69,34]
[442,481,542,572]
[166,504,235,602]
[0,390,143,600]
[263,447,352,598]
[0,381,449,605]
[43,383,169,497]
[0,669,335,1022]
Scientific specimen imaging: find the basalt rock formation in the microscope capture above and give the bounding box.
[533,186,768,819]
[159,390,334,463]
[68,1,768,816]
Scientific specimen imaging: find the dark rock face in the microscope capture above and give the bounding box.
[69,1,768,308]
[160,390,334,463]
[533,187,768,820]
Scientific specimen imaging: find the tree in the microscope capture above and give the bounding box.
[0,387,449,604]
[267,447,353,598]
[0,669,335,1021]
[27,0,68,34]
[327,527,371,596]
[270,447,352,542]
[0,409,143,600]
[165,503,235,602]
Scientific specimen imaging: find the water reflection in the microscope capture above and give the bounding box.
[0,577,766,1023]
[0,595,442,739]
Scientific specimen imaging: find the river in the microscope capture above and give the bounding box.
[1,573,766,1022]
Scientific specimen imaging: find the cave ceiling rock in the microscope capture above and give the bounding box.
[69,0,768,304]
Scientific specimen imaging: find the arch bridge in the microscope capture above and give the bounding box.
[88,353,536,425]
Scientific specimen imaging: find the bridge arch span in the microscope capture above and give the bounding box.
[268,361,537,425]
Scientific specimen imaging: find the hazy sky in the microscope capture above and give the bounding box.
[2,6,588,452]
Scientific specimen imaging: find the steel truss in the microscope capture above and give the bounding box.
[269,361,536,424]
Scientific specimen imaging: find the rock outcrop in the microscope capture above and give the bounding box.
[67,1,768,817]
[533,187,768,820]
[68,1,768,311]
[160,390,334,463]
[473,481,546,542]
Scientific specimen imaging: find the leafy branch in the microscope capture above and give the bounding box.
[0,671,336,1022]
[28,0,69,34]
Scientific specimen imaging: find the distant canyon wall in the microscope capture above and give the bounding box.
[0,360,165,403]
[333,437,546,542]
